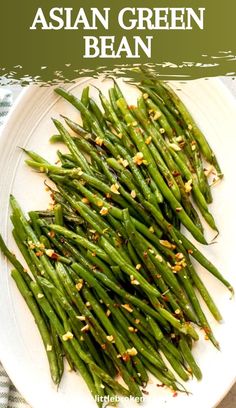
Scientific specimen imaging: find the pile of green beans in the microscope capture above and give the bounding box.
[0,78,232,406]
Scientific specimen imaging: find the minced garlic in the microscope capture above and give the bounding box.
[76,316,86,321]
[100,207,109,216]
[96,200,104,207]
[81,324,90,333]
[128,327,136,333]
[121,304,133,313]
[153,111,161,121]
[184,179,193,193]
[145,136,152,145]
[62,332,74,341]
[127,347,138,356]
[45,249,54,257]
[75,279,84,291]
[133,152,145,166]
[110,183,120,195]
[160,240,176,249]
[118,157,129,167]
[155,254,163,262]
[168,142,181,151]
[172,265,182,272]
[95,137,104,146]
[106,335,114,342]
[175,252,184,260]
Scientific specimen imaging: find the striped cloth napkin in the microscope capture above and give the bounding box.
[0,89,30,408]
[0,90,12,126]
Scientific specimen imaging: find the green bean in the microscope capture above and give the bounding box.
[82,288,143,397]
[160,82,223,176]
[53,119,93,175]
[186,260,223,323]
[0,234,30,282]
[93,271,169,329]
[174,229,233,294]
[11,269,61,385]
[54,204,64,226]
[122,208,193,319]
[89,98,106,130]
[98,89,135,154]
[51,327,65,378]
[131,105,204,226]
[3,80,230,404]
[177,267,219,348]
[139,86,195,163]
[50,134,64,143]
[99,236,161,297]
[179,336,202,380]
[160,346,189,382]
[55,87,109,143]
[47,224,112,264]
[80,86,90,131]
[108,88,122,118]
[53,176,163,247]
[116,98,207,244]
[31,280,130,397]
[82,287,130,358]
[141,357,178,389]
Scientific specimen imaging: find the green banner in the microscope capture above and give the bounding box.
[1,0,236,83]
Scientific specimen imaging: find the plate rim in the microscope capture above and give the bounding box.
[0,77,236,408]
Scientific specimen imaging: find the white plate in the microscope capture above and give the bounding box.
[0,77,236,408]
